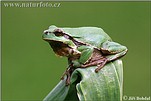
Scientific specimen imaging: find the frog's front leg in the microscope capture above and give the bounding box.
[60,63,75,85]
[61,46,94,83]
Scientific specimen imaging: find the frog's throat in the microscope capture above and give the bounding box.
[49,41,81,57]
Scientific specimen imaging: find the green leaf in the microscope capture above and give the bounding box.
[43,59,123,101]
[43,79,69,101]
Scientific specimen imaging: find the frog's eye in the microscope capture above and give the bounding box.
[53,29,64,36]
[54,32,64,36]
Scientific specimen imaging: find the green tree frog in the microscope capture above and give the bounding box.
[42,25,128,85]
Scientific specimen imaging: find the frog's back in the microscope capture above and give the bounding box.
[62,27,112,48]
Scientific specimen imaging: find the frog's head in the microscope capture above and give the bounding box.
[42,25,81,57]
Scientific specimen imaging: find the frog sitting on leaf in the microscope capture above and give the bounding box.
[42,25,127,85]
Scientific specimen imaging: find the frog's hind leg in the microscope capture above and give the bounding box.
[81,56,108,72]
[80,49,108,72]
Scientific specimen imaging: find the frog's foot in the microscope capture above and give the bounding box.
[60,68,71,85]
[81,56,108,73]
[95,58,108,72]
[60,64,75,86]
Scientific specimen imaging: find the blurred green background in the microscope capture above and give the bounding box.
[1,1,150,101]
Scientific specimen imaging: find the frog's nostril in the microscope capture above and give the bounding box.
[44,30,49,35]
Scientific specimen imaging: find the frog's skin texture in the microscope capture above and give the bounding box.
[42,25,128,85]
